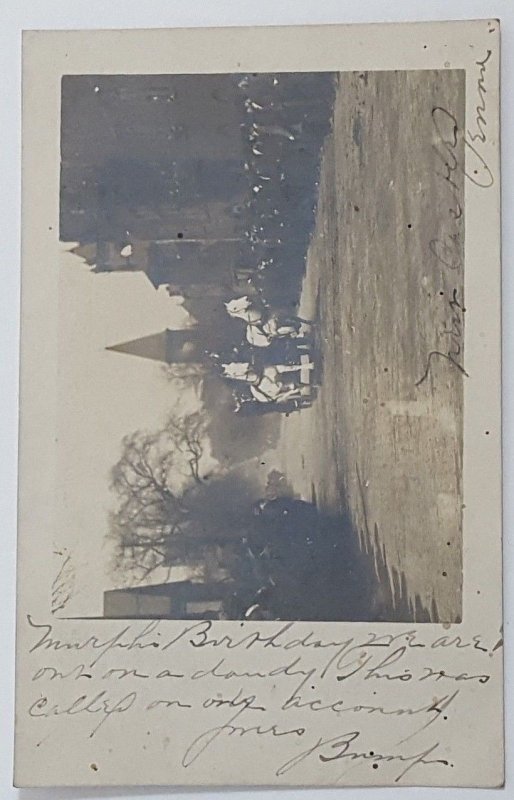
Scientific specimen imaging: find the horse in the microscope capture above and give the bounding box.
[224,295,312,348]
[221,361,311,405]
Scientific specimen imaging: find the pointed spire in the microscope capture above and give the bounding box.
[106,329,205,364]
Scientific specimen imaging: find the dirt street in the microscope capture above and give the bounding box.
[277,70,465,622]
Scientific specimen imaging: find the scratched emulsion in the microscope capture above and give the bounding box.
[278,71,465,622]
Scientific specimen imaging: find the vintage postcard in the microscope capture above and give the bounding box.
[15,20,502,787]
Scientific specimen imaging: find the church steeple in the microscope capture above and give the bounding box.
[106,329,208,364]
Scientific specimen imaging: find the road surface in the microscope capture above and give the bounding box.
[276,70,465,623]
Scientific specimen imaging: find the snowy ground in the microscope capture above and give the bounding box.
[274,70,465,623]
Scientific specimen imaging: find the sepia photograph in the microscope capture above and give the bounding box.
[55,68,465,624]
[14,19,503,790]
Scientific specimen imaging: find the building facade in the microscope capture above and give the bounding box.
[103,580,234,619]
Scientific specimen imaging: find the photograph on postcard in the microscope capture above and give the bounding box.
[54,69,466,624]
[15,21,503,790]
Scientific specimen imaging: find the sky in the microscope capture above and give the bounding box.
[55,245,211,617]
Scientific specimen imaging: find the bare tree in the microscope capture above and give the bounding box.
[108,408,260,586]
[164,412,205,484]
[108,412,207,583]
[160,363,205,394]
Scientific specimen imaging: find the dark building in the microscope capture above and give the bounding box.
[61,73,336,307]
[145,239,245,291]
[72,237,249,293]
[60,75,248,244]
[103,580,234,619]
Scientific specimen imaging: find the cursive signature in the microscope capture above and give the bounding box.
[432,104,493,193]
[275,729,449,782]
[467,50,492,147]
[416,289,468,386]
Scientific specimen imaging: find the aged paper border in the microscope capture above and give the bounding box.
[15,21,502,788]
